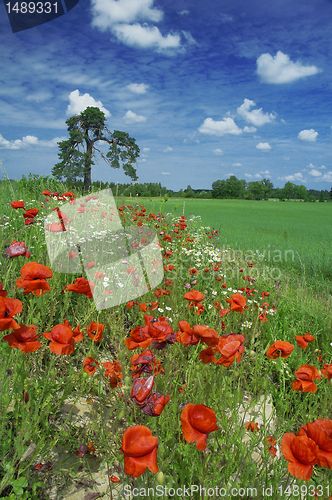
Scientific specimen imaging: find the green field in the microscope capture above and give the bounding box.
[125,197,332,290]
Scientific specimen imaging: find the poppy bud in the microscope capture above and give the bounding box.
[157,472,165,485]
[124,376,131,386]
[118,409,125,420]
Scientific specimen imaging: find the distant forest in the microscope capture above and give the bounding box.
[3,174,331,201]
[89,176,331,201]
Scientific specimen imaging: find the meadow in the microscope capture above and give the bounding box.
[0,174,331,500]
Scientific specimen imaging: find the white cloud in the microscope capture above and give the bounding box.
[298,129,318,142]
[237,99,276,127]
[91,0,163,28]
[163,146,173,153]
[308,168,322,177]
[281,172,304,181]
[126,83,149,94]
[322,171,332,182]
[213,148,223,155]
[243,126,257,133]
[139,158,147,162]
[181,31,197,45]
[256,142,271,150]
[112,23,181,51]
[143,147,150,152]
[260,170,271,175]
[90,0,184,53]
[257,51,321,84]
[232,163,242,167]
[66,90,111,117]
[162,171,170,174]
[198,117,242,136]
[219,13,233,23]
[26,91,52,102]
[179,10,189,15]
[0,134,65,149]
[123,110,147,123]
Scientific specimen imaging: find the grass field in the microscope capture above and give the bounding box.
[130,197,332,292]
[0,177,332,499]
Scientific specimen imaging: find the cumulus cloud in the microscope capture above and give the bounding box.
[308,168,322,177]
[91,0,163,28]
[162,171,170,174]
[179,9,189,15]
[237,99,276,127]
[163,146,173,153]
[0,134,65,149]
[66,90,111,117]
[123,110,147,123]
[243,126,257,133]
[232,163,242,167]
[126,83,149,94]
[143,147,150,152]
[245,173,263,179]
[198,117,242,136]
[213,148,223,155]
[260,170,271,175]
[298,129,318,142]
[256,142,271,150]
[279,172,305,182]
[91,0,184,53]
[112,24,181,51]
[256,51,321,84]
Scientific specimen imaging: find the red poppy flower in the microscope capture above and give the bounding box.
[23,208,39,219]
[86,322,105,342]
[321,363,332,381]
[42,190,51,196]
[295,333,315,349]
[3,324,41,353]
[225,293,247,313]
[193,324,219,346]
[266,436,277,457]
[10,200,25,209]
[131,376,154,406]
[121,425,159,478]
[86,261,95,270]
[6,241,30,258]
[102,361,123,388]
[292,364,321,393]
[137,302,159,312]
[0,282,6,297]
[245,421,259,432]
[83,357,99,375]
[183,289,204,305]
[110,475,120,483]
[0,295,23,331]
[176,320,199,346]
[199,347,216,364]
[141,392,171,416]
[281,433,318,480]
[65,277,95,299]
[297,419,332,469]
[266,341,294,359]
[16,262,53,297]
[215,338,245,367]
[181,404,218,450]
[43,320,83,355]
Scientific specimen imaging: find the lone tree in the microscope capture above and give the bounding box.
[52,107,140,191]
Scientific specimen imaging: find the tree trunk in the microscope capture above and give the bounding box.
[84,141,93,192]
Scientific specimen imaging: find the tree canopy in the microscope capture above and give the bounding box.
[52,107,140,191]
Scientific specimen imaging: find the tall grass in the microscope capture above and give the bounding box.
[0,175,331,499]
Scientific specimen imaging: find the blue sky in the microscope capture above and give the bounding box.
[1,0,332,191]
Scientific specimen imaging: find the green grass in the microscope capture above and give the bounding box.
[0,178,331,499]
[129,197,332,292]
